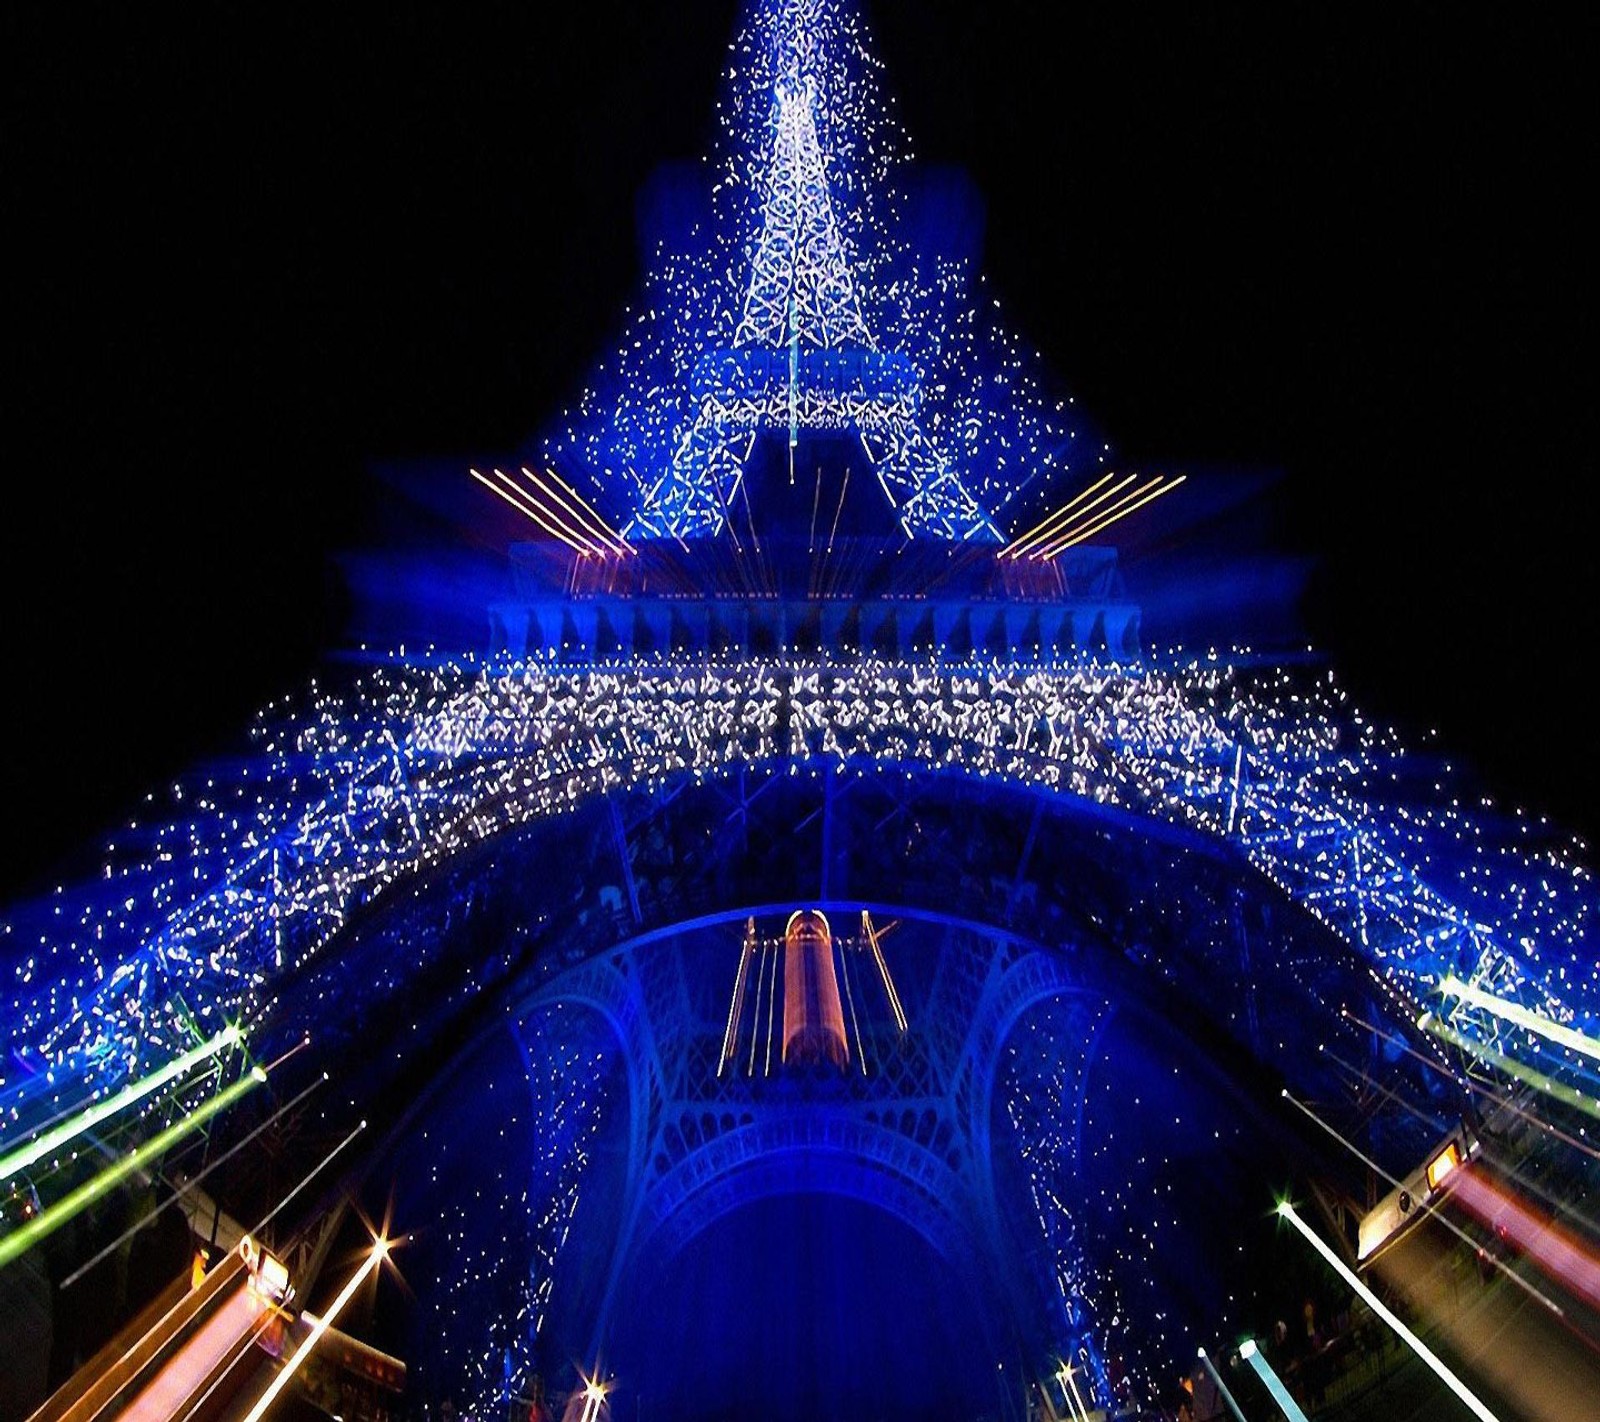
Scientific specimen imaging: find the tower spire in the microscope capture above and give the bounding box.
[630,0,999,544]
[733,72,872,352]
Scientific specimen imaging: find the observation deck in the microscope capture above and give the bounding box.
[488,538,1141,662]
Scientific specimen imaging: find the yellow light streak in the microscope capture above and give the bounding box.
[488,468,603,555]
[1420,1012,1600,1121]
[862,911,907,1033]
[1040,475,1187,558]
[239,1238,389,1422]
[1000,473,1118,560]
[506,471,608,555]
[1057,1362,1090,1421]
[1005,475,1133,560]
[519,468,635,557]
[1441,976,1600,1065]
[0,1066,265,1268]
[719,925,756,1076]
[1033,475,1165,559]
[468,468,597,556]
[0,1024,242,1184]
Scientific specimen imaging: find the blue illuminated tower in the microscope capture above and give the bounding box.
[5,3,1600,1421]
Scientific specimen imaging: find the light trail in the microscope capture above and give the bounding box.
[999,473,1118,559]
[837,935,869,1077]
[1053,1364,1085,1421]
[576,1373,609,1422]
[488,468,603,555]
[0,1024,242,1185]
[1346,1013,1600,1162]
[0,1067,266,1269]
[1196,1348,1248,1421]
[1449,1169,1600,1314]
[1421,1012,1600,1122]
[1321,1043,1600,1239]
[1039,476,1187,558]
[1280,1089,1562,1312]
[62,1073,328,1289]
[1238,1340,1309,1422]
[862,911,907,1033]
[1441,976,1600,1065]
[468,468,599,556]
[518,468,634,556]
[746,938,768,1078]
[1058,1361,1091,1420]
[242,1120,368,1240]
[238,1236,389,1422]
[763,934,779,1076]
[507,469,609,554]
[718,923,755,1075]
[175,1309,279,1422]
[1277,1201,1503,1422]
[1033,475,1164,559]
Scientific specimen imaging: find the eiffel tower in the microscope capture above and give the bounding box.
[631,18,1000,544]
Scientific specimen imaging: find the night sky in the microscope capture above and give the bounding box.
[5,4,1592,900]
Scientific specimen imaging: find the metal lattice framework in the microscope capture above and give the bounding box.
[733,74,872,351]
[507,914,1104,1378]
[6,655,1591,1118]
[4,653,1593,1415]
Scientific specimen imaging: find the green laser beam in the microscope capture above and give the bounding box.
[1440,976,1600,1065]
[0,1066,265,1270]
[0,1024,243,1185]
[1421,1012,1600,1122]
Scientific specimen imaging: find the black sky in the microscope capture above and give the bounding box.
[4,3,1593,899]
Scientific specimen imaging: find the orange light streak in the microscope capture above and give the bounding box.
[468,468,597,556]
[1000,473,1126,560]
[517,467,634,557]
